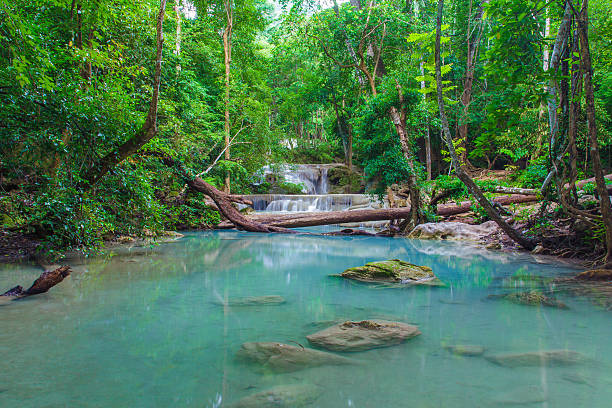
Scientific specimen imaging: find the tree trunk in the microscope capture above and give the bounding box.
[420,62,432,180]
[457,0,488,162]
[174,0,182,75]
[434,0,535,250]
[216,194,539,229]
[79,0,167,187]
[2,266,71,298]
[222,1,233,193]
[567,29,581,205]
[576,0,612,262]
[541,3,573,193]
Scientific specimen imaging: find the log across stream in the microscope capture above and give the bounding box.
[216,194,539,229]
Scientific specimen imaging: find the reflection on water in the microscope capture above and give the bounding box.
[0,231,610,407]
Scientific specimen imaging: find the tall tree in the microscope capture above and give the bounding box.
[435,0,535,250]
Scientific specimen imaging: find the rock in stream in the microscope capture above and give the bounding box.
[306,320,421,352]
[216,295,286,307]
[485,350,586,367]
[227,384,321,408]
[236,342,355,372]
[340,259,442,285]
[487,291,568,309]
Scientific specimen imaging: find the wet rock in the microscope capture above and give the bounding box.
[487,291,568,309]
[306,320,421,352]
[561,372,591,386]
[236,342,355,372]
[491,386,547,405]
[444,344,485,357]
[574,269,612,281]
[408,221,499,241]
[485,350,586,367]
[228,384,321,408]
[340,259,441,285]
[220,295,286,307]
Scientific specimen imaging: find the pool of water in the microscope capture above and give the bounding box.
[1,230,610,407]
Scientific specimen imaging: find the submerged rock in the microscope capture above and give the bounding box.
[574,269,612,281]
[485,350,586,367]
[236,342,355,372]
[444,344,485,357]
[306,320,421,352]
[228,384,321,408]
[561,372,592,386]
[220,295,286,307]
[340,259,441,285]
[491,386,547,405]
[408,221,499,241]
[487,291,568,309]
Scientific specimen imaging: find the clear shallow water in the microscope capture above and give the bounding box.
[0,230,610,407]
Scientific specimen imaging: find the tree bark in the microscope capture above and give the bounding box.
[80,0,167,187]
[456,0,488,162]
[434,0,535,250]
[576,0,612,262]
[541,3,573,193]
[222,0,233,193]
[420,62,432,180]
[2,266,71,298]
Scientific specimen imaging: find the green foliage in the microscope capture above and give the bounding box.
[511,157,548,188]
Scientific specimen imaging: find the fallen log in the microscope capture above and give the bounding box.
[566,173,612,190]
[1,265,71,298]
[216,194,539,229]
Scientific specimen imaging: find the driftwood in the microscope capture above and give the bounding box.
[216,194,539,229]
[1,265,71,298]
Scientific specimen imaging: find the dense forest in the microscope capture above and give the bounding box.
[1,0,611,263]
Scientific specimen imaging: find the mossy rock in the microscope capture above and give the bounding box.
[574,269,612,281]
[327,166,365,194]
[488,291,568,309]
[340,259,442,285]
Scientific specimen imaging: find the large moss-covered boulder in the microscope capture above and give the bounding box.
[306,320,421,352]
[236,342,355,372]
[488,291,568,309]
[341,259,440,285]
[228,384,321,408]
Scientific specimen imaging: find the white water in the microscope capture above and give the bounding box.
[246,194,382,212]
[253,164,382,214]
[258,164,331,195]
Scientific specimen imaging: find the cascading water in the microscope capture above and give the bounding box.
[247,194,375,212]
[250,164,385,223]
[257,164,330,194]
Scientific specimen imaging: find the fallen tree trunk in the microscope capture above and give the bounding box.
[216,194,539,229]
[2,265,71,298]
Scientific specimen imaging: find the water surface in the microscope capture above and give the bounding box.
[1,231,610,407]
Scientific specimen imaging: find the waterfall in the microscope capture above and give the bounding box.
[246,194,382,213]
[257,164,330,194]
[250,164,384,217]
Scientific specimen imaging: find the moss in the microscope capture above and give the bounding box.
[341,259,439,284]
[327,166,365,194]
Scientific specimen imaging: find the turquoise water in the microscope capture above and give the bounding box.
[1,230,611,407]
